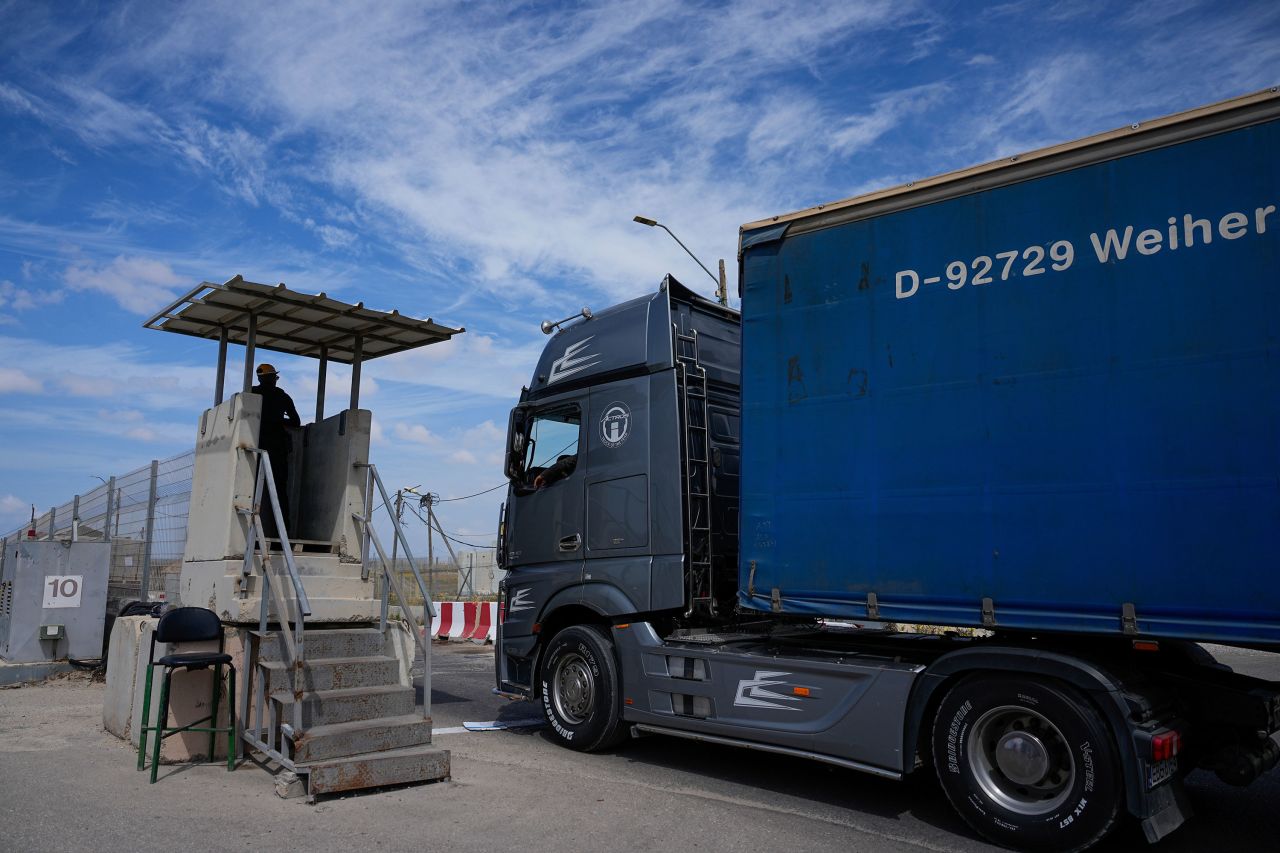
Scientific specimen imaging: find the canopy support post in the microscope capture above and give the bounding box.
[214,326,229,405]
[316,345,328,422]
[349,335,363,410]
[241,313,257,394]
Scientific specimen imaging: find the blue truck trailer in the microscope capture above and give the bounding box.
[495,89,1280,850]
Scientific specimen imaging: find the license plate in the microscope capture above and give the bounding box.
[1148,756,1178,788]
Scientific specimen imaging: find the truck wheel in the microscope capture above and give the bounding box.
[540,625,626,752]
[931,675,1121,852]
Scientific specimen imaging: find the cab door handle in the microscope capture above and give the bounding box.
[558,533,582,552]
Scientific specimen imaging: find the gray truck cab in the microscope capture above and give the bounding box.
[496,276,740,697]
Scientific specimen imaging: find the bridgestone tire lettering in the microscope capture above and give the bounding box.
[539,625,627,752]
[930,675,1122,852]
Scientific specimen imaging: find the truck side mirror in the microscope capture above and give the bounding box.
[505,407,528,481]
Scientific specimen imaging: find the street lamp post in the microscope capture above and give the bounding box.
[633,215,729,306]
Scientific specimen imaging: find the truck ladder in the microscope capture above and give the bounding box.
[674,325,715,617]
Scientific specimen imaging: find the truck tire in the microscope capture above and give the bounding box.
[931,675,1121,852]
[540,625,627,752]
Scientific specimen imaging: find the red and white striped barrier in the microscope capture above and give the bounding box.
[421,602,498,643]
[465,603,496,643]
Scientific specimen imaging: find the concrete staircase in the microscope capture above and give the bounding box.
[210,553,383,624]
[256,627,449,796]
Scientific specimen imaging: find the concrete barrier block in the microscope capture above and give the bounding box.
[383,619,415,688]
[102,615,245,763]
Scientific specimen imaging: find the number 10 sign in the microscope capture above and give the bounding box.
[43,575,83,609]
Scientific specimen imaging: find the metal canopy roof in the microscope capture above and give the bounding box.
[144,275,464,364]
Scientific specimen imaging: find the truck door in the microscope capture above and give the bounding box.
[505,398,587,569]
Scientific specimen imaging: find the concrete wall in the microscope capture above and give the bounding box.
[295,408,371,560]
[458,550,505,597]
[104,616,242,762]
[183,394,261,563]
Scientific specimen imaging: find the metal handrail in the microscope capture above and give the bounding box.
[243,448,312,614]
[238,447,312,766]
[353,462,435,719]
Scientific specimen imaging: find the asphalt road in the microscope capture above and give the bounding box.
[422,641,1280,853]
[0,642,1274,853]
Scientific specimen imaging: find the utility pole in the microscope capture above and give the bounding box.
[426,503,461,597]
[389,488,403,609]
[426,503,434,601]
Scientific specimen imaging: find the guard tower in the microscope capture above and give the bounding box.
[140,275,461,796]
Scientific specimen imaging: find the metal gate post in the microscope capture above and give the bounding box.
[140,459,159,601]
[103,479,116,542]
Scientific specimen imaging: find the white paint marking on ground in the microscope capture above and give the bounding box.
[433,720,545,736]
[463,718,545,731]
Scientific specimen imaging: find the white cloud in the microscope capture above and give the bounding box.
[448,449,478,465]
[62,255,184,314]
[462,420,504,446]
[0,82,42,117]
[0,494,27,513]
[98,408,146,423]
[311,222,356,249]
[967,53,997,66]
[0,279,64,313]
[392,423,441,446]
[60,374,120,397]
[372,333,541,400]
[0,367,42,393]
[47,0,926,304]
[0,335,212,412]
[828,84,948,156]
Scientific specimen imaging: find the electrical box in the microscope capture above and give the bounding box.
[0,540,110,663]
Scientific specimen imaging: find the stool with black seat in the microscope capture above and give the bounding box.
[136,606,237,783]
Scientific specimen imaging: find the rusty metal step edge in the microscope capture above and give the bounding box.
[302,745,451,795]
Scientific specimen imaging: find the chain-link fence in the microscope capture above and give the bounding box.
[4,451,500,608]
[1,449,195,606]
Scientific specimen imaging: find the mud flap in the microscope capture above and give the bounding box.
[1139,777,1193,843]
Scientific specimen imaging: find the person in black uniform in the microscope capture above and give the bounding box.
[251,363,302,541]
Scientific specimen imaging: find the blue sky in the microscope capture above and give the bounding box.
[1,0,1277,548]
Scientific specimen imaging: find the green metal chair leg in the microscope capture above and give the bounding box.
[226,665,237,771]
[136,663,155,771]
[150,670,172,784]
[208,663,222,761]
